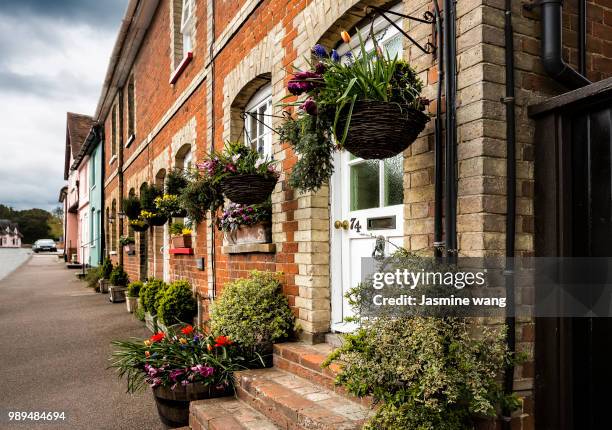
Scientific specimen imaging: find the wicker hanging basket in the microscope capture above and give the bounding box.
[221,174,278,205]
[148,214,168,227]
[337,101,430,160]
[130,222,149,232]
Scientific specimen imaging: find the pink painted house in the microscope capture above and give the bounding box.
[62,112,94,264]
[0,220,22,248]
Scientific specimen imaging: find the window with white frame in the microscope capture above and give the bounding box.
[181,0,195,57]
[244,83,273,159]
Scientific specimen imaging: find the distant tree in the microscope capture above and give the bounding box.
[15,209,53,244]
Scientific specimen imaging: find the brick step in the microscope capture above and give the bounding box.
[190,396,280,430]
[236,368,372,430]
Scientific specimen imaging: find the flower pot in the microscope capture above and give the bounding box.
[126,296,138,313]
[337,100,430,160]
[98,279,109,294]
[130,222,149,232]
[223,222,271,246]
[171,235,192,249]
[220,174,277,205]
[148,214,168,227]
[123,244,135,255]
[152,382,234,428]
[109,286,127,303]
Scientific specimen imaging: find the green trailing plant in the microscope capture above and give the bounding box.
[85,267,102,290]
[139,183,163,212]
[282,33,426,192]
[109,265,129,287]
[139,278,168,314]
[101,258,113,280]
[156,280,197,326]
[210,271,295,354]
[119,235,135,246]
[126,280,143,298]
[122,195,142,220]
[199,141,278,182]
[179,169,224,224]
[165,168,189,195]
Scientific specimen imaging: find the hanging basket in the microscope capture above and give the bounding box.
[130,222,149,232]
[148,214,168,227]
[337,101,430,160]
[172,209,187,218]
[220,174,277,205]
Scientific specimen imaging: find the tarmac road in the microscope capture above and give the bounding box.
[0,254,164,430]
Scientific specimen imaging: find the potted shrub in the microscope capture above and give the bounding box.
[122,195,142,220]
[178,169,224,225]
[98,258,113,293]
[219,202,271,245]
[129,218,149,232]
[109,265,129,303]
[111,325,244,427]
[126,280,143,313]
[120,235,136,255]
[210,271,294,367]
[169,222,192,249]
[198,141,279,205]
[139,278,168,332]
[156,280,197,328]
[279,34,429,192]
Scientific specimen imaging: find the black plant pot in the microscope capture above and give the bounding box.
[337,100,430,159]
[152,382,233,428]
[220,174,277,205]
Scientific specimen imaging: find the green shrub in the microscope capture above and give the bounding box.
[85,267,102,289]
[210,271,295,352]
[101,258,113,279]
[126,281,143,298]
[165,168,189,195]
[135,304,145,322]
[122,195,141,219]
[156,280,197,326]
[139,278,167,314]
[363,401,468,430]
[109,265,129,287]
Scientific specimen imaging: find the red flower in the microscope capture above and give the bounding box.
[214,335,232,348]
[150,332,165,343]
[181,325,194,335]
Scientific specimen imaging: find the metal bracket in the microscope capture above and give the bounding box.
[365,5,437,55]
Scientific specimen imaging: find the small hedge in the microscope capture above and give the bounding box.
[139,278,167,314]
[109,265,129,287]
[85,267,102,290]
[101,258,113,279]
[126,281,143,298]
[157,280,196,326]
[210,271,294,353]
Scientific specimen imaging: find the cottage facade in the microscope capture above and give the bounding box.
[87,1,612,428]
[0,220,22,248]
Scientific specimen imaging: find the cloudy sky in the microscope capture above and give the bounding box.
[0,0,127,211]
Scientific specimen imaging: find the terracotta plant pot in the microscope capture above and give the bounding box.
[223,222,271,246]
[126,296,138,313]
[171,235,192,249]
[152,382,233,428]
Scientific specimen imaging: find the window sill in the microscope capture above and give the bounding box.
[125,134,135,148]
[169,247,194,255]
[109,251,117,256]
[221,243,276,255]
[109,155,117,165]
[169,52,193,85]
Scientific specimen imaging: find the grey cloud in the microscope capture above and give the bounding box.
[0,69,102,98]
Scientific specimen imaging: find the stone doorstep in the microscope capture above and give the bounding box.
[235,368,372,430]
[190,397,280,430]
[273,343,373,408]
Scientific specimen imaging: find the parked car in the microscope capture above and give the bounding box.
[33,239,57,253]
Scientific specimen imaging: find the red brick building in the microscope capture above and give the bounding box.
[88,1,612,428]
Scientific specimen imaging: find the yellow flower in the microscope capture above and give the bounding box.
[144,340,151,346]
[182,228,192,235]
[179,338,188,344]
[340,30,351,43]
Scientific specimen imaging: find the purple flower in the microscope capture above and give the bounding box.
[169,369,184,382]
[311,44,328,58]
[300,98,318,115]
[181,380,190,386]
[315,62,327,75]
[287,71,322,95]
[149,378,162,388]
[191,365,215,377]
[345,52,353,60]
[331,49,340,62]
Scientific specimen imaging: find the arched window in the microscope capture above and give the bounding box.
[175,143,193,170]
[244,83,272,159]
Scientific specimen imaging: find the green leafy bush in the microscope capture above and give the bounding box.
[179,169,224,224]
[85,267,102,290]
[135,303,145,322]
[363,401,468,430]
[165,168,189,195]
[139,183,163,212]
[139,278,167,314]
[122,195,141,219]
[101,258,113,279]
[109,265,129,287]
[210,271,295,352]
[126,281,143,298]
[156,280,197,326]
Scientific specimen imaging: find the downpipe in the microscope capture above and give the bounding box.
[433,0,444,258]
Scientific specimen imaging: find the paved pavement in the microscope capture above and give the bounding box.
[0,254,165,430]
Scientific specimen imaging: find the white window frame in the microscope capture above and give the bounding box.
[244,83,273,159]
[181,0,195,56]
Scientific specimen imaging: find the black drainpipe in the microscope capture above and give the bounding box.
[502,1,516,429]
[209,1,217,300]
[433,0,444,259]
[443,0,457,262]
[98,125,106,265]
[540,0,590,88]
[578,0,587,76]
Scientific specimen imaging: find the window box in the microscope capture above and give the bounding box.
[169,247,194,255]
[171,234,192,249]
[223,222,271,246]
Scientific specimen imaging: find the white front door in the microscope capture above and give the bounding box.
[330,151,404,332]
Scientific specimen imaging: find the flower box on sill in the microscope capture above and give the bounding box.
[223,222,271,246]
[169,247,194,255]
[171,234,192,249]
